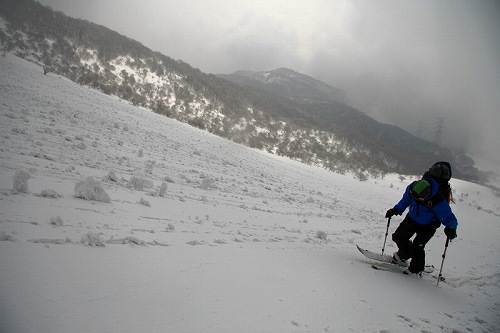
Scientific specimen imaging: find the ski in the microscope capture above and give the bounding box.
[371,263,445,283]
[371,263,405,273]
[356,245,445,282]
[371,262,435,274]
[356,244,440,279]
[356,244,408,267]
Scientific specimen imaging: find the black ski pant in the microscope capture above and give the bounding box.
[392,215,441,273]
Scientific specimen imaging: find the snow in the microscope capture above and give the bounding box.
[78,48,99,68]
[0,53,499,333]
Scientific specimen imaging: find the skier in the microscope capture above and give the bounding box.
[385,162,458,275]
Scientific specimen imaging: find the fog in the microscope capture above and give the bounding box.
[36,0,500,176]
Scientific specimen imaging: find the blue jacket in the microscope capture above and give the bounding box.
[393,178,458,229]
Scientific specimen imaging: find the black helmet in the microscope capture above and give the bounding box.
[429,162,452,181]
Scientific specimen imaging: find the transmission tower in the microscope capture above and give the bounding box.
[434,117,445,145]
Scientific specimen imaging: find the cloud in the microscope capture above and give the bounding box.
[305,1,499,159]
[219,11,300,72]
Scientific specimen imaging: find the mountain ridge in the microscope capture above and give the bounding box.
[219,68,346,104]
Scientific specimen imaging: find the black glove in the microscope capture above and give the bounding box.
[444,226,457,240]
[385,208,397,218]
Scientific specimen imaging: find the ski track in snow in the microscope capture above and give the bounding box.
[1,54,499,333]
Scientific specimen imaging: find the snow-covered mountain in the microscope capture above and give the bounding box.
[0,0,486,183]
[219,68,346,103]
[1,54,499,333]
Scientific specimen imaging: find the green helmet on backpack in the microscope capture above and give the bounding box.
[411,180,431,200]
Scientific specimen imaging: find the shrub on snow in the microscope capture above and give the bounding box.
[158,181,168,197]
[163,176,175,183]
[139,197,151,207]
[200,178,216,190]
[126,176,153,191]
[316,230,328,241]
[72,141,86,150]
[0,232,16,242]
[81,232,106,247]
[103,170,119,183]
[145,160,155,174]
[107,236,145,246]
[49,215,64,226]
[39,189,62,198]
[13,170,31,193]
[74,177,111,203]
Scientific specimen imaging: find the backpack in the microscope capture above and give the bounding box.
[421,161,454,204]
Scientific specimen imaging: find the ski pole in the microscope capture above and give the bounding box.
[437,237,450,286]
[382,217,391,255]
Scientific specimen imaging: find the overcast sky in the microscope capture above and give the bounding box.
[37,0,500,175]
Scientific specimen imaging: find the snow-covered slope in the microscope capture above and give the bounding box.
[1,54,499,333]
